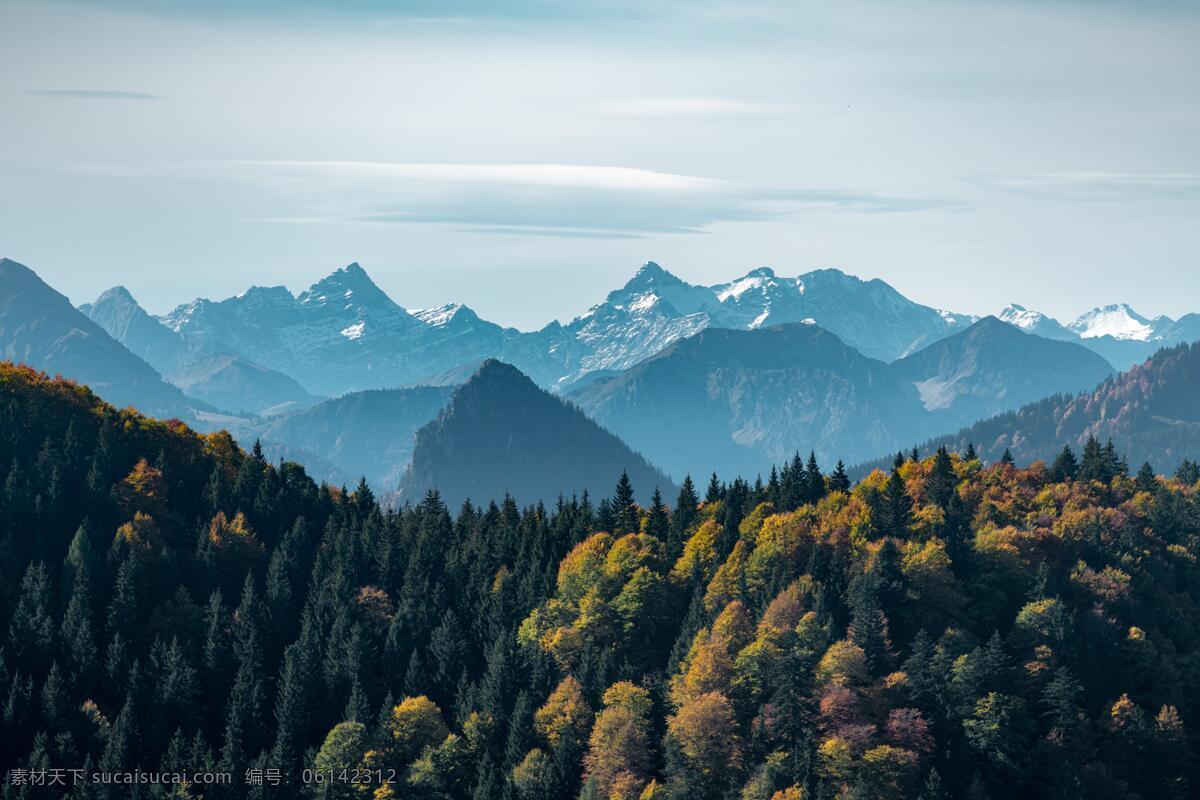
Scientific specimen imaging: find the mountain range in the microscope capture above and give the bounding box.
[82,260,1200,405]
[0,258,211,423]
[1000,301,1200,369]
[86,261,983,397]
[570,316,1115,480]
[3,254,1199,497]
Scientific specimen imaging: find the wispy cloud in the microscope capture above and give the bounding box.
[173,160,952,237]
[27,89,159,100]
[976,172,1200,202]
[589,96,791,117]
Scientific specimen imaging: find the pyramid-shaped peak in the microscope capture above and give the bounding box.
[96,285,138,305]
[300,262,396,308]
[623,261,685,290]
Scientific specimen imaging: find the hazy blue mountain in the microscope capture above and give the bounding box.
[863,340,1200,475]
[160,264,433,395]
[160,263,588,395]
[997,301,1200,370]
[168,352,318,415]
[242,385,455,490]
[399,360,674,507]
[82,284,321,414]
[564,263,975,376]
[890,316,1116,431]
[570,323,934,481]
[79,285,188,375]
[157,260,977,398]
[0,257,210,421]
[709,266,977,360]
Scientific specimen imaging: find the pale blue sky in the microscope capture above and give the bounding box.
[1,0,1197,329]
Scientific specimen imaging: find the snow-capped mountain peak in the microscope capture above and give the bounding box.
[1070,303,1155,340]
[999,303,1047,330]
[715,267,781,301]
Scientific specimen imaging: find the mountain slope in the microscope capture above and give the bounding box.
[79,285,188,375]
[168,352,318,415]
[570,323,933,480]
[889,341,1200,471]
[241,385,455,489]
[890,316,1115,430]
[399,360,674,506]
[0,258,209,420]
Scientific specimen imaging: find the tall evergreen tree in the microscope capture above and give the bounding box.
[705,472,723,504]
[805,451,825,504]
[1050,445,1079,482]
[827,461,851,494]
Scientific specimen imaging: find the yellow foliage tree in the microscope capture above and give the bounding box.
[534,675,592,750]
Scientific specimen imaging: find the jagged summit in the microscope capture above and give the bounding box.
[299,262,397,309]
[618,260,693,291]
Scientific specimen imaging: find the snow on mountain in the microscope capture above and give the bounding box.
[414,303,470,327]
[155,258,1197,402]
[1069,303,1161,341]
[340,321,366,340]
[997,304,1077,341]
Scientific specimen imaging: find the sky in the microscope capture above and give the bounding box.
[1,0,1198,330]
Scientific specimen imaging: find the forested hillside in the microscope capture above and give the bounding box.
[3,360,1200,799]
[398,360,674,506]
[885,341,1200,474]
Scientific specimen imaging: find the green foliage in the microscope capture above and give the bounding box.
[2,364,1200,800]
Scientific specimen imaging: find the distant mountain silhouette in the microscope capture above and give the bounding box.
[862,341,1200,473]
[399,360,674,507]
[168,352,317,415]
[890,316,1115,430]
[570,323,932,480]
[0,257,209,421]
[242,385,456,490]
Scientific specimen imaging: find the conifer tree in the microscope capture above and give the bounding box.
[61,567,98,689]
[1050,445,1079,482]
[670,476,699,557]
[7,561,55,673]
[612,471,638,535]
[1080,436,1106,482]
[806,451,825,504]
[828,461,851,494]
[927,446,956,508]
[1136,462,1158,492]
[879,468,912,538]
[646,488,669,541]
[705,472,723,504]
[1175,459,1200,485]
